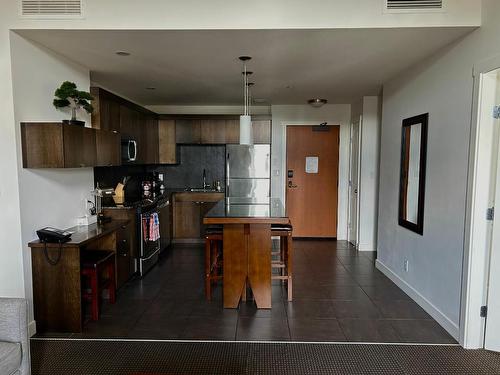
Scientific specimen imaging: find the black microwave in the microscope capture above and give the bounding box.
[121,139,137,162]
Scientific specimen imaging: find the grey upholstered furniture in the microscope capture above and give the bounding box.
[0,298,30,375]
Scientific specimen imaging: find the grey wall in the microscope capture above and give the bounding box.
[377,0,500,340]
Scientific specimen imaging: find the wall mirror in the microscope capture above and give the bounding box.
[398,113,428,235]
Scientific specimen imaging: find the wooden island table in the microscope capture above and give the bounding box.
[203,198,289,309]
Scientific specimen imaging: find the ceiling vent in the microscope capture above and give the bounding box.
[21,0,83,18]
[386,0,442,10]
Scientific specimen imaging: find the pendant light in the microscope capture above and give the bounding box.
[239,56,253,145]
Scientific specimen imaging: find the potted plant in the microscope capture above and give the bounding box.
[53,81,93,127]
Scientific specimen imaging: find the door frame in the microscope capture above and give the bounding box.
[348,116,362,247]
[461,54,500,349]
[283,122,348,239]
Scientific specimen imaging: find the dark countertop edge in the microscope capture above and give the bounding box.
[28,220,129,248]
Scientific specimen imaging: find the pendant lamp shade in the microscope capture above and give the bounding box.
[240,115,253,145]
[239,56,253,145]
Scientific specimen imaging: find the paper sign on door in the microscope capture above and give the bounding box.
[305,156,319,174]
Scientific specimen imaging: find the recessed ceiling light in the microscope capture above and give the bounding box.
[115,51,130,56]
[308,98,328,108]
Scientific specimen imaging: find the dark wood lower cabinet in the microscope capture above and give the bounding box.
[173,192,224,242]
[102,208,137,287]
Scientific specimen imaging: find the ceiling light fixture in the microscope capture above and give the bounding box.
[239,56,253,145]
[115,51,131,56]
[308,98,328,108]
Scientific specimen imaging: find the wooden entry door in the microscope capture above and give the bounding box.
[286,125,340,237]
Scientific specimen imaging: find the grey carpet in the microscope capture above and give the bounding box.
[30,339,500,375]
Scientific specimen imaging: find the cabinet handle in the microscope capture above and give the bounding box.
[112,130,118,134]
[79,164,86,167]
[119,253,128,257]
[122,239,127,243]
[121,225,127,229]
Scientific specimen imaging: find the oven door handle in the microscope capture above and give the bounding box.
[141,247,160,262]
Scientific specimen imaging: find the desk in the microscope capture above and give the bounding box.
[28,221,128,333]
[203,199,288,309]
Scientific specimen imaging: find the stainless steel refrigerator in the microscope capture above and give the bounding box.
[226,144,271,216]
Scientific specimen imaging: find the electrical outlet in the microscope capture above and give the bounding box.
[404,260,409,273]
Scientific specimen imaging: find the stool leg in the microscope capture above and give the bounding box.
[205,238,212,301]
[108,261,116,304]
[90,269,99,321]
[287,234,293,302]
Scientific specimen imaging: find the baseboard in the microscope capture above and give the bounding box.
[375,259,460,341]
[28,320,37,337]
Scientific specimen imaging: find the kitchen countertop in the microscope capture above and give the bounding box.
[203,198,289,225]
[28,220,129,248]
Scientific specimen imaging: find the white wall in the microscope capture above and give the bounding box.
[358,97,381,251]
[10,33,94,333]
[271,105,351,240]
[376,0,500,342]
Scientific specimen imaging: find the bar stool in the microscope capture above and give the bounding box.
[205,225,223,301]
[271,223,293,301]
[81,250,116,321]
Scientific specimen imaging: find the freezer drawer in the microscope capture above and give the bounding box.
[226,144,270,178]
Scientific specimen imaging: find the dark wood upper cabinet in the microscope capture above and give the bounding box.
[225,119,240,144]
[253,120,271,144]
[201,119,226,144]
[175,119,201,144]
[158,120,177,164]
[143,114,159,164]
[90,87,120,133]
[21,123,96,168]
[95,130,121,167]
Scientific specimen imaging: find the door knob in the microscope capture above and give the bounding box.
[288,181,298,188]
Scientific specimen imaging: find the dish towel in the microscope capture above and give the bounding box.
[149,212,160,241]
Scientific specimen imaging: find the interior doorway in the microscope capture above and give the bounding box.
[462,64,500,351]
[285,125,340,238]
[348,117,361,247]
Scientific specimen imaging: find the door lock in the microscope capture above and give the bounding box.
[288,181,298,188]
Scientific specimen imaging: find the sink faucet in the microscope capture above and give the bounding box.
[202,169,209,189]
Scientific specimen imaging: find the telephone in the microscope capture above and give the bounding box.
[36,227,72,243]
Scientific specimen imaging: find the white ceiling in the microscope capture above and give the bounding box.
[16,28,474,106]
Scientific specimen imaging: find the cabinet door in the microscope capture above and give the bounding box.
[91,88,120,133]
[96,130,120,167]
[116,223,131,288]
[174,201,200,239]
[63,125,96,168]
[119,105,135,139]
[225,119,240,144]
[144,115,159,164]
[199,201,218,237]
[175,119,201,144]
[201,119,226,144]
[253,120,271,144]
[159,120,177,164]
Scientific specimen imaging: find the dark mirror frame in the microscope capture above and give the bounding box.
[398,113,428,235]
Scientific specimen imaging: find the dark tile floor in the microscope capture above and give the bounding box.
[39,240,457,343]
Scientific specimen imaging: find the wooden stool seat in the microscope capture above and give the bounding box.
[205,229,223,301]
[81,250,116,321]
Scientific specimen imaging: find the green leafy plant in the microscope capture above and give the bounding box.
[53,81,93,122]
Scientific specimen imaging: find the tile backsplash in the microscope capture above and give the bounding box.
[94,145,226,191]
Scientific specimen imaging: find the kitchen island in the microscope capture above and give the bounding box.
[203,199,289,309]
